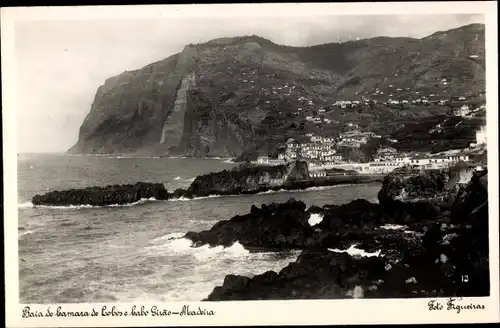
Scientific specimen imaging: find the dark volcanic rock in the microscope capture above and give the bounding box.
[420,172,490,296]
[377,168,455,223]
[204,169,490,300]
[450,170,488,224]
[31,182,169,206]
[184,198,314,250]
[186,161,308,197]
[184,161,383,199]
[205,248,460,301]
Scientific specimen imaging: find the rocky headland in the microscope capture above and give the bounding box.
[180,168,490,300]
[30,161,382,206]
[68,24,485,158]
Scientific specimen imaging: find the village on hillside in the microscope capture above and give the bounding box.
[253,94,488,178]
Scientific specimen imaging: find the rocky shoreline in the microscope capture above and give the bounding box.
[182,168,489,300]
[29,163,489,300]
[31,161,382,206]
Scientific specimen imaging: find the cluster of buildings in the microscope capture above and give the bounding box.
[337,130,381,148]
[281,137,343,162]
[318,152,474,175]
[453,104,486,117]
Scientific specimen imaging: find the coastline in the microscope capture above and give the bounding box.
[183,168,489,300]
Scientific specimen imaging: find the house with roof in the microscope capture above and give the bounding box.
[454,105,471,117]
[475,125,487,145]
[256,155,269,165]
[310,171,327,178]
[374,147,398,162]
[364,161,402,174]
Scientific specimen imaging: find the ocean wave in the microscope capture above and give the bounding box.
[18,197,158,210]
[60,222,78,227]
[151,232,186,243]
[19,230,35,237]
[169,184,366,202]
[172,176,195,182]
[146,234,250,259]
[18,202,34,209]
[147,234,303,264]
[328,244,383,258]
[168,195,222,202]
[255,184,359,196]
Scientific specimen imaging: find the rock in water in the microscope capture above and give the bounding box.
[31,182,169,206]
[184,198,313,250]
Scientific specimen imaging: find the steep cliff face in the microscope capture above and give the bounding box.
[69,24,485,156]
[158,72,196,150]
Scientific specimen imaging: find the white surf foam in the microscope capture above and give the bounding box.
[255,184,361,196]
[18,197,158,209]
[18,230,35,237]
[308,213,324,226]
[173,176,182,181]
[166,183,368,203]
[328,244,382,258]
[151,232,186,243]
[190,242,250,260]
[380,224,407,230]
[18,202,34,209]
[147,235,250,259]
[168,195,222,202]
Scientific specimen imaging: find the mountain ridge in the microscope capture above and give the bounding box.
[68,23,485,157]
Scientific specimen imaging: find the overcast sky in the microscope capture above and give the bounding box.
[14,13,484,153]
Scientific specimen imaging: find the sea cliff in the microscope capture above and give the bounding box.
[68,24,485,157]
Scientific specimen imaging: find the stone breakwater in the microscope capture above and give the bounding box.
[31,161,382,206]
[183,169,489,300]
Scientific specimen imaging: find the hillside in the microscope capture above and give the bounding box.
[68,23,485,157]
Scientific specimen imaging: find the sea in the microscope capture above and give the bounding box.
[17,153,382,303]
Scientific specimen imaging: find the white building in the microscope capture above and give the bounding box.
[408,154,470,169]
[257,155,269,165]
[255,156,286,166]
[362,161,402,174]
[394,156,412,165]
[374,147,398,161]
[454,105,471,117]
[476,125,487,145]
[310,171,327,178]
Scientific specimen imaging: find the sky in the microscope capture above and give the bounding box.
[13,13,484,153]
